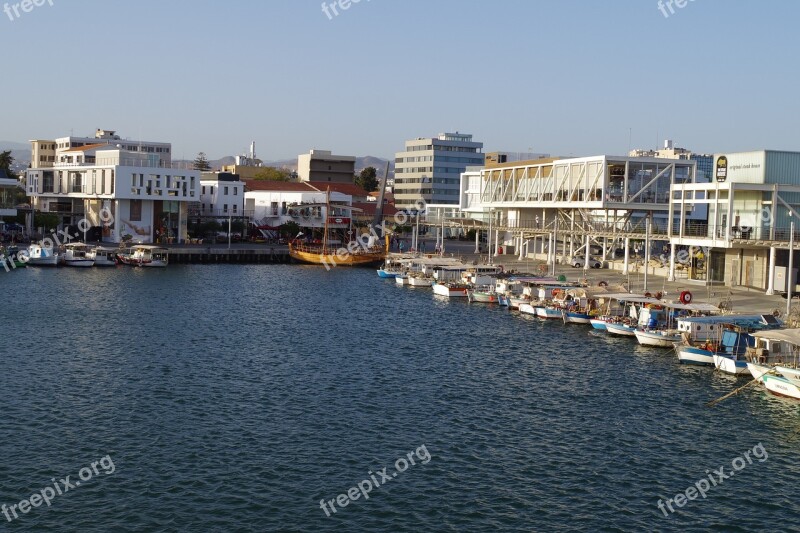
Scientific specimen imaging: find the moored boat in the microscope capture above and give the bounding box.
[432,282,469,298]
[467,287,499,304]
[87,246,119,267]
[119,245,169,267]
[746,329,800,399]
[24,244,59,266]
[63,243,95,267]
[635,328,682,348]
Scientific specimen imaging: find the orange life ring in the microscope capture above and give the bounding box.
[680,290,693,304]
[552,288,564,298]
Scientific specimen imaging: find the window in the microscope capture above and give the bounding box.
[233,187,238,195]
[233,205,238,213]
[223,204,228,213]
[202,185,206,194]
[224,186,229,195]
[210,186,214,194]
[130,200,142,221]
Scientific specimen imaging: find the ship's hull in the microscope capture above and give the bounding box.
[290,245,384,267]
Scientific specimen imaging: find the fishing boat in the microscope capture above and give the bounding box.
[518,302,541,316]
[377,268,397,278]
[87,246,119,267]
[395,273,409,285]
[288,189,385,267]
[605,321,638,337]
[746,329,800,399]
[0,246,27,269]
[119,245,169,267]
[407,274,433,287]
[25,244,59,266]
[536,306,563,320]
[467,286,499,304]
[589,318,609,331]
[432,282,469,298]
[635,328,682,348]
[674,314,781,370]
[63,243,95,267]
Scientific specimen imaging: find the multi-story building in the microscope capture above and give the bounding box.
[198,172,245,218]
[25,131,198,244]
[630,139,714,180]
[0,169,18,218]
[669,149,800,291]
[394,132,484,209]
[297,149,355,183]
[245,181,354,237]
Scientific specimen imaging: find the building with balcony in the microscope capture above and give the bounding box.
[245,181,354,238]
[394,132,484,209]
[25,132,198,244]
[0,168,19,218]
[669,150,800,291]
[198,172,245,218]
[297,149,355,184]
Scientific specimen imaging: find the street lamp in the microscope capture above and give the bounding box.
[788,213,794,317]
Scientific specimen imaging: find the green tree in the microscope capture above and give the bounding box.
[279,221,300,239]
[355,166,378,192]
[0,150,17,179]
[34,212,58,232]
[193,152,211,171]
[253,167,292,181]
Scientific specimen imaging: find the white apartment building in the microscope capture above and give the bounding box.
[245,182,353,231]
[25,131,198,244]
[199,172,245,218]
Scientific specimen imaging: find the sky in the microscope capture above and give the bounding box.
[2,0,799,161]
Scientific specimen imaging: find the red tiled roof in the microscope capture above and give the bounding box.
[306,181,369,197]
[352,202,399,216]
[244,180,317,192]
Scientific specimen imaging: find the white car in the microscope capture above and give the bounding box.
[570,255,602,268]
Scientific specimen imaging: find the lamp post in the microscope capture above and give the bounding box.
[788,214,794,317]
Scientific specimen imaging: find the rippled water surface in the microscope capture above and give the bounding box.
[1,265,799,532]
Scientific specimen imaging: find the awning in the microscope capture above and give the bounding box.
[751,328,800,345]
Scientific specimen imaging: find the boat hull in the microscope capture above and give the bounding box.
[712,354,749,375]
[64,259,95,267]
[748,362,800,399]
[407,277,432,287]
[676,345,716,365]
[377,269,397,278]
[518,303,539,316]
[636,330,682,348]
[563,311,591,324]
[468,291,499,304]
[536,307,563,319]
[290,245,384,267]
[395,275,408,285]
[589,319,608,331]
[432,284,468,298]
[605,323,637,337]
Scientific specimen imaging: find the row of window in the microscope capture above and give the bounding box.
[395,177,460,185]
[201,185,239,195]
[200,204,239,213]
[57,141,170,153]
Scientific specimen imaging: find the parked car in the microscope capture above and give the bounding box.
[570,255,602,268]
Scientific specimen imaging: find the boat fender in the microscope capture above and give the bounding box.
[679,290,693,304]
[598,280,608,287]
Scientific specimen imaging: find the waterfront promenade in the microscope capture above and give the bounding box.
[412,238,796,317]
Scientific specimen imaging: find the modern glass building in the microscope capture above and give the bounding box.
[394,132,483,209]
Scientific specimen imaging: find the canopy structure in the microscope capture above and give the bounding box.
[663,302,721,313]
[600,293,661,305]
[751,329,800,346]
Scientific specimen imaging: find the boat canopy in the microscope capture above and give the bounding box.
[600,294,661,304]
[751,329,800,346]
[662,302,721,313]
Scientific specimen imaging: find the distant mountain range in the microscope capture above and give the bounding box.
[1,141,395,177]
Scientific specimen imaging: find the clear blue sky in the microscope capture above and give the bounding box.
[2,0,799,161]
